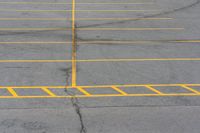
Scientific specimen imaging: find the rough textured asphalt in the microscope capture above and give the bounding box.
[0,0,200,133]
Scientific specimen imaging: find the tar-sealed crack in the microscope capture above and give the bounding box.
[79,0,200,28]
[63,24,87,133]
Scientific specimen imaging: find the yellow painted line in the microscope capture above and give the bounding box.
[41,87,56,96]
[181,85,200,94]
[76,18,173,20]
[76,87,91,96]
[173,40,200,43]
[0,93,199,99]
[0,9,159,12]
[77,28,184,31]
[112,86,128,95]
[1,58,200,63]
[0,18,173,21]
[145,85,163,94]
[0,42,68,44]
[0,2,154,5]
[1,84,200,89]
[0,28,183,31]
[0,60,70,63]
[0,28,70,31]
[2,40,200,45]
[76,58,200,62]
[81,84,200,88]
[71,0,77,87]
[7,87,18,96]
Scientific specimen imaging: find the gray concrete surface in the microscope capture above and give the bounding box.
[0,0,200,132]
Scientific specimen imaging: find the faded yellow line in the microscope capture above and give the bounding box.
[0,28,183,31]
[0,2,154,5]
[77,28,184,31]
[0,42,69,44]
[7,87,18,96]
[0,28,70,31]
[0,58,200,63]
[0,18,173,21]
[1,40,200,45]
[0,9,159,12]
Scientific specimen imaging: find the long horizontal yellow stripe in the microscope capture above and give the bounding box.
[77,28,184,31]
[0,28,70,31]
[0,93,199,99]
[0,58,200,63]
[0,17,173,20]
[0,9,159,12]
[0,28,183,31]
[0,84,200,88]
[0,2,154,5]
[1,40,200,44]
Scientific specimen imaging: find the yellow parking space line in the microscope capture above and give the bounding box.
[181,85,200,94]
[112,86,128,95]
[41,87,56,96]
[1,58,200,63]
[0,2,154,5]
[2,39,200,45]
[0,84,200,89]
[0,9,159,12]
[0,28,183,31]
[0,42,69,44]
[0,28,71,31]
[77,28,184,31]
[7,87,18,96]
[0,18,173,21]
[76,18,173,20]
[76,87,91,96]
[71,0,77,87]
[0,93,199,99]
[80,84,200,88]
[0,60,70,63]
[145,85,163,94]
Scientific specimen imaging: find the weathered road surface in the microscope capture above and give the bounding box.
[0,0,200,133]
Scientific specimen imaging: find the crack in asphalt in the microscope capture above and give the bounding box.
[78,0,200,28]
[63,24,86,133]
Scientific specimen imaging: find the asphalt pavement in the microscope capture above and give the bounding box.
[0,0,200,133]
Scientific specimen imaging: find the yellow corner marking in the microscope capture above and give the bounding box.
[76,87,91,96]
[7,87,18,96]
[41,87,56,96]
[112,86,128,95]
[145,86,163,94]
[181,85,200,94]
